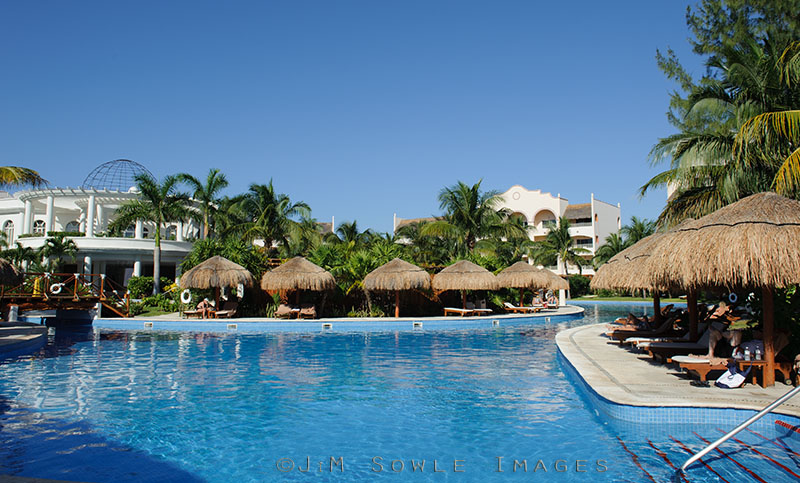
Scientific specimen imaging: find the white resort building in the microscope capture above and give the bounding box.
[394,184,621,276]
[0,160,199,286]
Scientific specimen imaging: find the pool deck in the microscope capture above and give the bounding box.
[556,323,800,418]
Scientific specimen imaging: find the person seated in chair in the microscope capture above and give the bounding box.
[196,298,212,319]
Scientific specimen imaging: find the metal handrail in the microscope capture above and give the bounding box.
[680,384,800,472]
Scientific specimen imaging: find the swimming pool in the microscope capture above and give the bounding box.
[0,304,798,482]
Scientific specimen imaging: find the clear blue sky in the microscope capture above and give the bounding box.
[0,1,703,234]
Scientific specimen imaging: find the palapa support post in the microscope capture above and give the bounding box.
[215,286,220,317]
[395,291,400,318]
[653,292,661,324]
[461,290,467,310]
[519,288,525,308]
[687,290,698,341]
[762,286,775,387]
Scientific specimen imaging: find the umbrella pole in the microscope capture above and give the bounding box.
[462,290,466,310]
[215,287,220,316]
[395,291,400,318]
[520,288,525,307]
[653,291,662,324]
[687,290,698,341]
[762,286,775,387]
[296,290,300,307]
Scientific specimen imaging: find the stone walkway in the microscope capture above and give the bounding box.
[556,323,800,417]
[0,322,47,357]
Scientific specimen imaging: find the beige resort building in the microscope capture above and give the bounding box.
[394,184,621,276]
[0,160,200,286]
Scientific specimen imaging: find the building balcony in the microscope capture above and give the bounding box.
[18,236,194,257]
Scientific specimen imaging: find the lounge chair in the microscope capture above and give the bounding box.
[672,355,732,381]
[607,315,681,342]
[299,303,317,319]
[502,302,537,314]
[213,301,239,319]
[275,304,299,319]
[641,322,725,362]
[182,308,204,319]
[444,307,474,317]
[466,302,493,315]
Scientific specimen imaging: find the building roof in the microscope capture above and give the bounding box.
[394,216,438,231]
[564,203,591,220]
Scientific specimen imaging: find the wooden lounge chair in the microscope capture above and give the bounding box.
[444,307,474,317]
[213,301,238,319]
[182,308,204,319]
[502,302,537,314]
[466,302,493,315]
[607,315,681,342]
[299,303,317,319]
[275,304,300,319]
[672,355,732,381]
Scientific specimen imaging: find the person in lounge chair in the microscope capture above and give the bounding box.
[196,298,212,319]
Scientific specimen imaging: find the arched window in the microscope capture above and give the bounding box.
[123,225,135,238]
[3,220,14,242]
[142,226,150,238]
[33,220,46,235]
[165,225,176,240]
[65,221,80,233]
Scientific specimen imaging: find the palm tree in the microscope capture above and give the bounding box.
[109,174,193,295]
[620,216,656,244]
[593,233,627,267]
[40,234,78,271]
[177,168,228,239]
[230,181,310,254]
[643,39,799,224]
[0,167,47,189]
[529,217,589,275]
[421,180,527,255]
[2,242,37,269]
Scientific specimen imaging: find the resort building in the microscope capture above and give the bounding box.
[0,160,200,286]
[394,185,621,276]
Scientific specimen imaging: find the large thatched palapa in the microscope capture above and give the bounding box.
[432,260,498,309]
[497,261,567,306]
[646,192,800,386]
[363,258,431,318]
[180,256,254,290]
[180,255,255,309]
[260,256,335,292]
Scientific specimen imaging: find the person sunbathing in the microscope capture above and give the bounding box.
[609,313,651,330]
[196,298,212,319]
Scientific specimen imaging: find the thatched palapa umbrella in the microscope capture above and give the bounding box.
[0,258,20,286]
[647,192,800,386]
[260,256,335,307]
[591,219,694,324]
[432,260,498,309]
[363,258,431,318]
[180,255,255,308]
[497,261,567,306]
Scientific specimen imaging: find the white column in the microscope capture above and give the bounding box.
[135,220,143,239]
[96,204,105,234]
[85,195,96,238]
[78,210,86,233]
[45,195,55,234]
[133,258,142,277]
[22,200,32,234]
[83,255,92,274]
[176,221,184,241]
[559,289,567,306]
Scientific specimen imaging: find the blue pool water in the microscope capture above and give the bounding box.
[1,303,798,482]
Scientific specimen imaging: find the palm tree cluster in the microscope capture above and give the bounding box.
[593,216,657,267]
[643,3,800,225]
[1,233,78,273]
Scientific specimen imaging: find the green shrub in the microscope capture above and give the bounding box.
[568,275,591,297]
[127,276,174,298]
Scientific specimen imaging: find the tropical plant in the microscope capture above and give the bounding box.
[177,168,228,239]
[179,237,268,278]
[421,180,527,256]
[593,233,628,267]
[109,173,193,295]
[0,166,47,189]
[227,181,310,254]
[620,216,657,244]
[2,242,37,269]
[40,234,78,271]
[528,217,589,274]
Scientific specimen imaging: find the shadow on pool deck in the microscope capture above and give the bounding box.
[0,395,204,483]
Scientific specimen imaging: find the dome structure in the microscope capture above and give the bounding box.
[82,159,154,192]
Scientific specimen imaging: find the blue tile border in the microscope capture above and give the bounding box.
[557,346,800,436]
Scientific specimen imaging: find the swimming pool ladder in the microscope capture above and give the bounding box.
[680,384,800,472]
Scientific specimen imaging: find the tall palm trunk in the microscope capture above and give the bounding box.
[153,225,162,295]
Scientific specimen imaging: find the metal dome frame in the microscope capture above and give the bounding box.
[82,159,154,192]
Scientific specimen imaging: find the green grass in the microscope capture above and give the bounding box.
[571,295,685,303]
[134,307,177,317]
